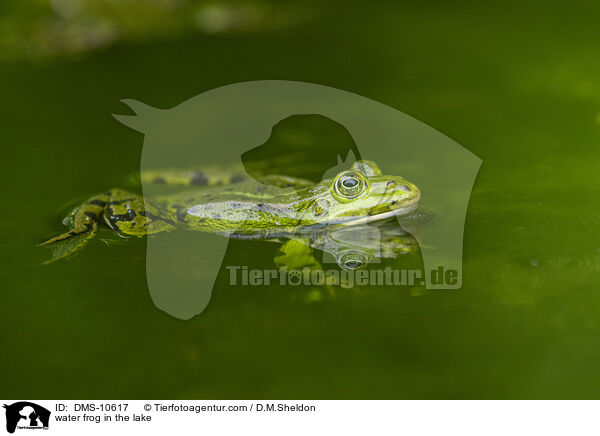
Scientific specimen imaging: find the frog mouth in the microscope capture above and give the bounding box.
[368,191,420,216]
[337,202,419,227]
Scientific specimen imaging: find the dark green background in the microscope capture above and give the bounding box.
[2,0,600,398]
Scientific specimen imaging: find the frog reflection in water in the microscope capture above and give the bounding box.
[273,219,420,273]
[41,160,421,268]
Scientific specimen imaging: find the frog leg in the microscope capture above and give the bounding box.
[40,194,108,246]
[39,193,109,263]
[102,189,176,238]
[40,189,175,263]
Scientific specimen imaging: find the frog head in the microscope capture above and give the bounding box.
[298,160,421,226]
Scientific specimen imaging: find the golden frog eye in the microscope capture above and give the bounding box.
[335,172,365,199]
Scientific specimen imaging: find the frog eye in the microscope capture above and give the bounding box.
[335,172,366,199]
[339,252,369,270]
[344,259,363,269]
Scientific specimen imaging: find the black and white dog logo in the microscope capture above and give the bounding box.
[3,402,50,434]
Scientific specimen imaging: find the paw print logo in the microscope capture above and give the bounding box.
[286,269,303,286]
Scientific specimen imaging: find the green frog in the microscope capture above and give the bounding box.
[41,160,421,264]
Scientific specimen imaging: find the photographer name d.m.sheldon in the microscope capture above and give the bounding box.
[255,403,316,413]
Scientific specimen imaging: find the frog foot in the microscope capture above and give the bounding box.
[39,194,108,263]
[39,230,97,264]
